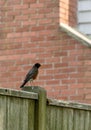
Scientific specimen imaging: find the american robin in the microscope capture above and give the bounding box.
[20,63,41,88]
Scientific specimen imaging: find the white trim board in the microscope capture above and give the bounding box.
[60,23,91,48]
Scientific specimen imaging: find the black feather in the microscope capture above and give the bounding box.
[20,63,41,88]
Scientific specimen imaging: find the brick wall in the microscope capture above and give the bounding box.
[0,0,59,89]
[60,0,77,27]
[0,0,91,104]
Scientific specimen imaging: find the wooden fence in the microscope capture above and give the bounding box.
[0,87,91,130]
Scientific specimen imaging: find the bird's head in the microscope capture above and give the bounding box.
[34,63,41,68]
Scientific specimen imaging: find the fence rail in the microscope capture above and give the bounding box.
[0,87,91,130]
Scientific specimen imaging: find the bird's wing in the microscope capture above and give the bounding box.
[24,66,38,82]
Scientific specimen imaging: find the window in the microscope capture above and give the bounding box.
[78,0,91,37]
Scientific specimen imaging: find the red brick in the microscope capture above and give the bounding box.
[62,45,76,50]
[23,0,36,4]
[15,15,29,21]
[46,36,60,41]
[15,60,30,65]
[61,89,76,96]
[1,6,13,11]
[4,22,21,28]
[85,94,91,100]
[58,96,68,100]
[0,54,35,61]
[22,32,36,37]
[7,10,21,16]
[69,61,84,66]
[30,14,44,19]
[1,28,14,34]
[46,25,57,30]
[54,51,67,57]
[38,8,52,14]
[70,84,84,89]
[30,3,44,8]
[13,5,29,10]
[1,16,14,22]
[39,75,53,80]
[54,63,68,68]
[38,19,52,24]
[22,9,36,15]
[16,26,30,32]
[7,33,22,38]
[70,95,84,101]
[6,0,21,5]
[0,60,15,66]
[28,47,45,53]
[39,30,53,36]
[31,26,45,31]
[62,56,76,62]
[62,79,76,84]
[85,83,91,88]
[23,20,36,26]
[44,45,60,52]
[31,36,44,42]
[13,37,27,43]
[54,73,68,79]
[42,64,52,69]
[8,66,22,71]
[45,69,61,75]
[0,1,5,5]
[60,68,76,73]
[45,57,60,63]
[70,73,84,78]
[46,3,59,8]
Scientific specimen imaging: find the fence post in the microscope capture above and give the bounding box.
[22,86,47,130]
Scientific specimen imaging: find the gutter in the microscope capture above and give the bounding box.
[60,23,91,48]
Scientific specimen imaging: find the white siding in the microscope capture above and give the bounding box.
[79,23,91,34]
[78,0,91,36]
[78,12,91,23]
[78,1,91,11]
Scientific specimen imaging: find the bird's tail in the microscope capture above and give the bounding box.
[20,81,26,88]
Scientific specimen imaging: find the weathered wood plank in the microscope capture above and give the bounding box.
[79,110,85,130]
[62,108,68,130]
[47,106,63,130]
[0,96,7,130]
[73,110,80,130]
[19,98,29,130]
[5,96,35,130]
[47,106,56,130]
[55,108,63,130]
[84,111,90,130]
[6,97,22,130]
[28,99,35,130]
[47,106,51,130]
[48,98,91,110]
[88,112,91,130]
[67,109,74,130]
[0,88,38,99]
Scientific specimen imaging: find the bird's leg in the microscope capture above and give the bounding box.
[29,81,32,86]
[30,79,33,87]
[30,79,35,89]
[33,80,35,86]
[28,81,30,86]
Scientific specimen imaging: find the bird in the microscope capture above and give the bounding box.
[20,63,41,88]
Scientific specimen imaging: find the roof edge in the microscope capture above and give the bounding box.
[60,23,91,48]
